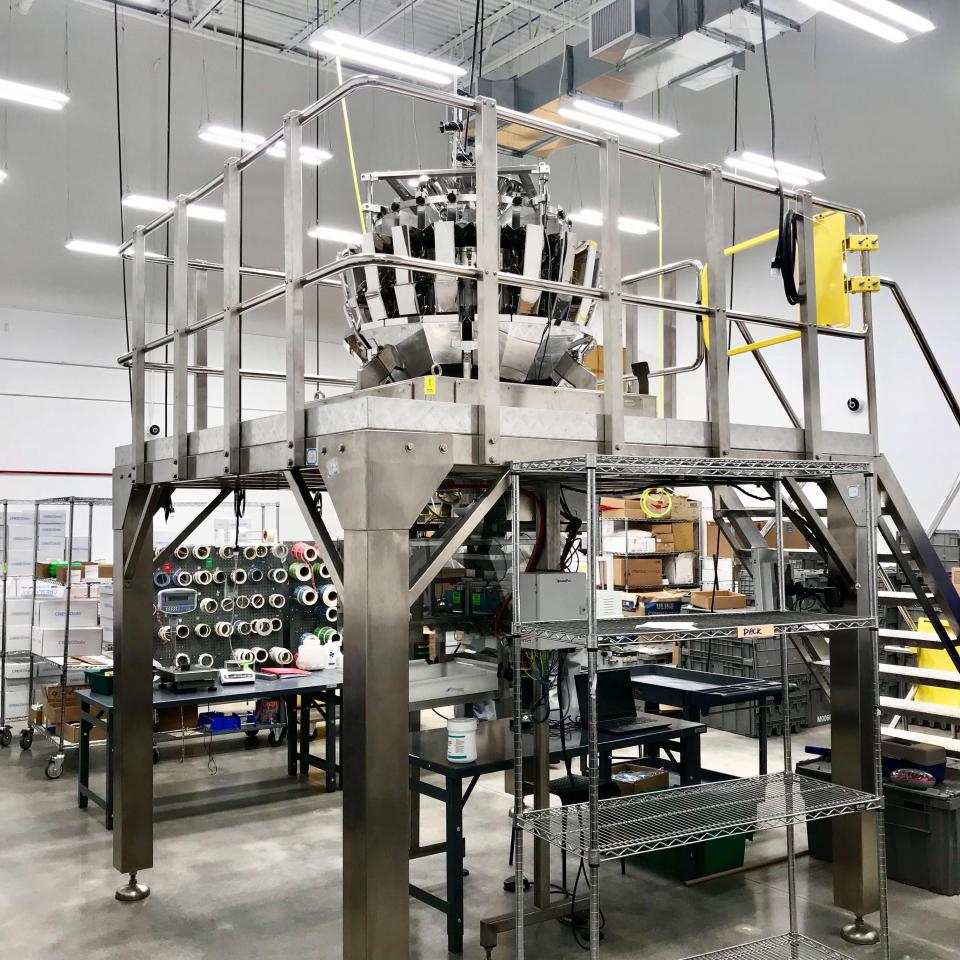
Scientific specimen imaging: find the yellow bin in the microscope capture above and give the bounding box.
[915,617,960,706]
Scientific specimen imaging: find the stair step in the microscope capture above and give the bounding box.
[879,628,953,649]
[814,661,960,688]
[880,696,960,722]
[881,726,960,755]
[878,590,933,601]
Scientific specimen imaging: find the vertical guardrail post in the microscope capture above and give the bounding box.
[474,97,501,463]
[704,166,731,456]
[859,220,879,454]
[130,226,147,483]
[797,191,823,459]
[662,272,678,418]
[283,110,305,466]
[193,269,208,431]
[172,196,189,480]
[222,158,242,475]
[600,136,624,453]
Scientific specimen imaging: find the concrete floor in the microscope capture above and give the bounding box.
[0,721,956,960]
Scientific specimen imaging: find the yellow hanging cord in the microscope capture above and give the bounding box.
[329,0,365,231]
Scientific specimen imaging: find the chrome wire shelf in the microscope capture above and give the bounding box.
[511,456,872,484]
[516,772,882,861]
[678,934,856,960]
[515,610,877,648]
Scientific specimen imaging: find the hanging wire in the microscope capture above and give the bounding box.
[113,1,132,404]
[1,0,11,175]
[163,0,173,435]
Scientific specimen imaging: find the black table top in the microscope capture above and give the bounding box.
[409,714,705,778]
[631,665,782,708]
[77,670,343,711]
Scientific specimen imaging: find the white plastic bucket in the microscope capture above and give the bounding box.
[446,718,478,764]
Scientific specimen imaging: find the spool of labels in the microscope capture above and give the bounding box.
[269,568,289,584]
[192,545,211,560]
[232,647,254,664]
[294,585,318,607]
[220,597,235,613]
[249,593,265,609]
[270,646,293,665]
[268,593,286,609]
[213,569,226,584]
[194,623,212,639]
[255,545,269,558]
[271,544,288,560]
[325,605,338,624]
[288,562,311,583]
[153,570,171,588]
[199,596,219,614]
[197,652,214,668]
[313,561,330,581]
[218,545,234,560]
[235,594,251,610]
[174,545,190,560]
[230,568,247,585]
[234,621,252,638]
[291,541,318,563]
[251,643,270,661]
[248,566,264,583]
[174,569,193,587]
[159,626,174,642]
[321,584,339,608]
[175,623,191,641]
[270,617,283,633]
[215,621,234,638]
[194,569,213,586]
[242,545,258,561]
[174,651,191,669]
[313,626,336,643]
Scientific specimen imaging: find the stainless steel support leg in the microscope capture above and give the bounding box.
[112,479,159,899]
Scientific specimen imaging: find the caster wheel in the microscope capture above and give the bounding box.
[267,731,280,747]
[152,747,161,765]
[0,727,12,747]
[245,729,260,739]
[19,730,33,751]
[46,757,64,780]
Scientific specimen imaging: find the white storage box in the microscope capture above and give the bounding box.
[664,555,696,585]
[0,598,33,626]
[4,626,30,653]
[33,599,99,628]
[6,550,35,577]
[31,626,103,658]
[604,531,656,555]
[2,679,33,718]
[36,537,66,558]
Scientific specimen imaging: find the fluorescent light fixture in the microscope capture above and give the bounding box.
[310,29,465,87]
[843,0,934,32]
[0,77,70,111]
[308,224,363,245]
[557,106,663,145]
[724,152,825,187]
[569,98,679,140]
[407,175,429,187]
[122,193,226,223]
[798,0,907,42]
[571,209,659,236]
[198,124,332,165]
[0,170,7,185]
[741,152,825,183]
[65,239,121,257]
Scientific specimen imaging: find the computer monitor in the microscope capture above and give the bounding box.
[574,668,637,723]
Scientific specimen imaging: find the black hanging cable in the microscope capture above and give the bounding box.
[468,0,481,96]
[163,0,172,435]
[315,4,321,392]
[113,2,131,405]
[238,0,246,418]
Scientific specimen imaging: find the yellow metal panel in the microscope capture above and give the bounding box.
[915,617,960,707]
[813,211,849,329]
[845,234,879,252]
[846,276,881,294]
[423,375,437,396]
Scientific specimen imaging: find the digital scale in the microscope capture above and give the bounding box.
[157,664,218,692]
[219,660,256,685]
[156,587,199,615]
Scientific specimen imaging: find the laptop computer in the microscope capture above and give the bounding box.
[574,668,671,735]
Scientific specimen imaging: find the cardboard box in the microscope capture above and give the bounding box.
[58,721,107,744]
[583,345,627,379]
[2,679,32,718]
[663,555,695,585]
[40,683,86,725]
[610,763,669,796]
[31,626,103,658]
[690,589,747,610]
[0,598,33,626]
[600,496,649,519]
[33,599,99,628]
[623,591,685,615]
[706,520,807,558]
[154,703,199,733]
[611,557,662,588]
[668,495,700,521]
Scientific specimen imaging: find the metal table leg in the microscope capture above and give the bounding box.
[445,775,465,954]
[78,706,90,810]
[678,731,702,785]
[286,695,297,776]
[106,709,114,830]
[299,698,311,776]
[758,698,769,775]
[325,690,337,792]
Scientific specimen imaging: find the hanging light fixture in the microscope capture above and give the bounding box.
[0,77,69,111]
[570,209,659,236]
[798,0,934,42]
[308,224,363,245]
[198,124,332,165]
[122,193,226,223]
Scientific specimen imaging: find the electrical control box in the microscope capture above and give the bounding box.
[517,572,587,622]
[156,587,199,616]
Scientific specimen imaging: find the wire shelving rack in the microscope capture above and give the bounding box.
[508,455,890,960]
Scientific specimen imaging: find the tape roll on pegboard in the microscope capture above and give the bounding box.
[324,605,338,624]
[174,652,191,669]
[249,593,265,609]
[159,626,174,642]
[248,566,264,583]
[235,594,251,610]
[220,597,235,613]
[271,544,288,560]
[255,545,269,558]
[268,593,286,609]
[213,569,227,584]
[321,584,338,608]
[312,561,330,581]
[193,569,213,586]
[218,545,234,560]
[192,545,211,560]
[194,623,212,639]
[294,585,318,607]
[269,617,283,633]
[269,567,289,584]
[173,569,193,587]
[215,621,234,638]
[291,541,318,563]
[196,652,214,668]
[314,626,336,643]
[288,562,311,583]
[175,623,191,641]
[174,545,190,560]
[230,568,247,585]
[253,620,272,638]
[233,620,252,638]
[269,646,293,665]
[232,647,254,664]
[242,545,258,561]
[251,644,270,661]
[153,571,171,588]
[199,596,219,613]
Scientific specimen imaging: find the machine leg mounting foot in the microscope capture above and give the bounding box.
[116,873,151,903]
[841,917,879,946]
